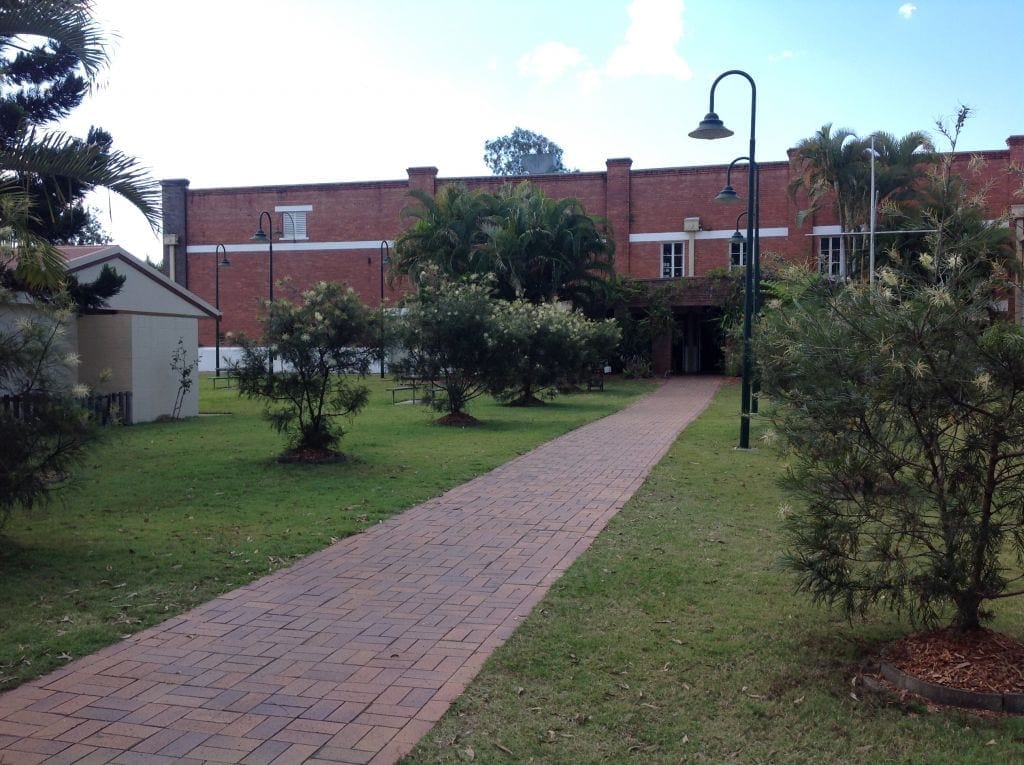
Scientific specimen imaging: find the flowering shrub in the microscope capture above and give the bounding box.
[397,270,499,419]
[231,281,373,454]
[488,300,620,405]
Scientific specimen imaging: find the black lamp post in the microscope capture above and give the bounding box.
[379,240,389,379]
[730,211,748,269]
[690,69,758,449]
[716,156,761,413]
[251,211,275,381]
[214,244,230,377]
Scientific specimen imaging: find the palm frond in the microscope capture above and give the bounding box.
[0,129,159,230]
[0,1,109,81]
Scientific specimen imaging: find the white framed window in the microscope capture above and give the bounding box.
[818,236,843,278]
[275,204,312,241]
[729,239,746,270]
[661,242,686,278]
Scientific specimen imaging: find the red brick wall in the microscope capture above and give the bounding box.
[179,138,1024,346]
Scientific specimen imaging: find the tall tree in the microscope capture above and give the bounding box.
[483,127,570,176]
[0,0,158,288]
[394,182,614,309]
[788,123,935,279]
[787,124,869,261]
[758,135,1018,632]
[0,0,156,527]
[391,183,498,286]
[483,182,614,306]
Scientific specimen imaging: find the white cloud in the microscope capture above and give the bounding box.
[768,50,795,63]
[517,42,585,83]
[898,3,918,19]
[605,0,691,80]
[515,0,690,93]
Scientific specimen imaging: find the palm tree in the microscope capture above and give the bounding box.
[871,130,935,208]
[394,182,614,310]
[393,184,498,287]
[788,125,870,276]
[0,1,159,288]
[484,182,614,306]
[789,124,939,280]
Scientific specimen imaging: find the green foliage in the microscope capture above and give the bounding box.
[788,123,934,279]
[231,281,372,453]
[488,300,621,405]
[484,182,615,307]
[483,126,569,176]
[758,237,1021,631]
[762,126,1019,631]
[65,263,124,311]
[397,270,499,418]
[620,354,653,379]
[0,299,93,527]
[0,1,157,289]
[3,262,125,312]
[392,184,495,285]
[394,182,614,309]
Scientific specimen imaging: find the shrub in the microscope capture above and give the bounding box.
[488,300,620,405]
[231,282,372,455]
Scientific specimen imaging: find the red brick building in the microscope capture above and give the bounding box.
[162,136,1024,374]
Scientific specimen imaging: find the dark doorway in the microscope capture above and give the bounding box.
[670,307,724,374]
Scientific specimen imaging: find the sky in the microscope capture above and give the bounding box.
[57,0,1022,264]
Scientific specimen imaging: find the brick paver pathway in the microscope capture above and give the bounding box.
[0,377,721,764]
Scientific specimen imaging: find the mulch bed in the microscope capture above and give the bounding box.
[434,411,481,427]
[883,628,1024,694]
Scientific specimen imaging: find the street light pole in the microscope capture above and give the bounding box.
[379,240,389,379]
[251,211,275,382]
[214,244,230,376]
[690,69,758,449]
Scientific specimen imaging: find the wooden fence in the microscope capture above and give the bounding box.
[0,390,133,426]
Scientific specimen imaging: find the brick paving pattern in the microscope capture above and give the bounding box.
[0,377,721,764]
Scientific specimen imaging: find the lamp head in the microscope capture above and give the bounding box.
[714,184,741,203]
[251,227,269,243]
[730,230,746,246]
[219,253,230,267]
[689,112,734,140]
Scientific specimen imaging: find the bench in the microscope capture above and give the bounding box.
[388,379,445,405]
[212,375,237,389]
[388,383,421,404]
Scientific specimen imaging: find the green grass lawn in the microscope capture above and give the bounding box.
[402,384,1024,765]
[0,375,654,691]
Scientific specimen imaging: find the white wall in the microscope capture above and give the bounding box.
[198,347,384,375]
[131,315,200,421]
[199,345,243,373]
[77,313,132,393]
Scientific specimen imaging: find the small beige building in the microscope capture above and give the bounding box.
[61,246,219,422]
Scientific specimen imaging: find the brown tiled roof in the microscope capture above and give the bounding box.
[57,245,117,262]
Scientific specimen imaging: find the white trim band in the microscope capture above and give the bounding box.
[630,227,788,243]
[187,240,394,254]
